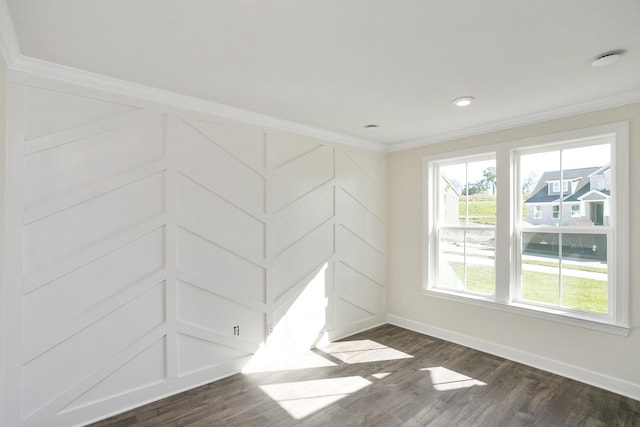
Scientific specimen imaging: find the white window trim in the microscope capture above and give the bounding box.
[423,121,629,336]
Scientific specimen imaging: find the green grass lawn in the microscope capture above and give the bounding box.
[449,263,607,313]
[459,194,496,225]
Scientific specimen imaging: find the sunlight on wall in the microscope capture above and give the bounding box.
[259,376,371,419]
[421,366,487,391]
[244,263,330,373]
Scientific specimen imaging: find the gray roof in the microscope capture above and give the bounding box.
[524,166,600,204]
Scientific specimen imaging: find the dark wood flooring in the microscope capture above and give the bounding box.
[90,324,640,426]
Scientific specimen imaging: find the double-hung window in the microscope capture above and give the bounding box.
[424,122,629,334]
[429,156,496,297]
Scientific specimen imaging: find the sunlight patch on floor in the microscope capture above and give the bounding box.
[259,376,371,419]
[319,339,414,364]
[243,346,336,373]
[371,372,391,379]
[421,366,487,391]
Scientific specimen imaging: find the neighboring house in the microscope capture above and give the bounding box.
[441,175,460,225]
[524,164,611,227]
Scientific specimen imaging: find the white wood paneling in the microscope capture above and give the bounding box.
[177,334,249,377]
[23,172,165,280]
[176,117,265,216]
[273,220,334,301]
[63,338,166,412]
[23,228,165,346]
[176,228,266,304]
[333,147,387,338]
[271,146,334,212]
[23,86,139,141]
[22,283,166,418]
[1,80,386,427]
[24,115,165,209]
[177,281,265,345]
[177,174,265,262]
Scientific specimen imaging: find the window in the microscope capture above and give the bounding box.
[433,157,496,296]
[550,180,569,194]
[571,204,581,218]
[424,122,629,335]
[533,205,542,219]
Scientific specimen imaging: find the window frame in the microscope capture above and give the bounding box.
[432,155,497,297]
[571,204,581,218]
[423,122,629,336]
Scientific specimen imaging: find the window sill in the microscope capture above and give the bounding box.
[423,288,630,336]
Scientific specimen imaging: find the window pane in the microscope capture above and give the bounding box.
[439,229,494,295]
[521,232,608,314]
[521,232,560,305]
[521,144,611,227]
[439,229,465,288]
[440,159,496,226]
[561,234,608,314]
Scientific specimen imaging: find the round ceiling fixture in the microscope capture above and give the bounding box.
[592,51,624,67]
[453,96,475,107]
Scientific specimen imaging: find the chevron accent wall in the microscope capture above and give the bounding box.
[2,82,386,427]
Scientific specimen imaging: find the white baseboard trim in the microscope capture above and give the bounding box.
[387,314,640,402]
[327,318,387,343]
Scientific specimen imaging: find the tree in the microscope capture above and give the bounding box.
[482,166,496,195]
[462,181,486,195]
[522,171,539,195]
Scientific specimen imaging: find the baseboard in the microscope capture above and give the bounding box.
[327,318,387,343]
[387,314,640,402]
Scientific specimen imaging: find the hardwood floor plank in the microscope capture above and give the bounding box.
[89,325,640,426]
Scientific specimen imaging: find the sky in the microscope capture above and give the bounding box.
[441,143,611,194]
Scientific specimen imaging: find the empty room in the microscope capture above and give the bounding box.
[1,1,639,426]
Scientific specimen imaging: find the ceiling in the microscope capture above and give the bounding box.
[3,0,640,147]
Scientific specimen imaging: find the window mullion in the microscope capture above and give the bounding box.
[494,149,512,303]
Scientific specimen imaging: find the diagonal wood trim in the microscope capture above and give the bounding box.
[23,217,167,293]
[176,322,260,355]
[22,326,168,427]
[23,109,159,154]
[24,161,168,224]
[177,171,267,224]
[176,224,267,269]
[338,260,384,289]
[22,272,167,363]
[176,269,267,312]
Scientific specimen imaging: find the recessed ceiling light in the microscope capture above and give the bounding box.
[453,96,475,107]
[592,51,624,67]
[364,124,379,129]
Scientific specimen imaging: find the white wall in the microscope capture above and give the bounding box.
[0,74,386,427]
[0,54,8,427]
[387,103,640,400]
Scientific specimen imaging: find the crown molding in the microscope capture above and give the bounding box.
[388,90,640,152]
[7,54,387,152]
[6,52,640,154]
[0,0,19,66]
[2,0,638,155]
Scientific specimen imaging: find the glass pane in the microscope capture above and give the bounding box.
[521,144,611,227]
[521,232,560,305]
[439,229,494,295]
[439,229,465,289]
[465,229,495,295]
[440,159,496,226]
[561,234,608,313]
[521,151,560,226]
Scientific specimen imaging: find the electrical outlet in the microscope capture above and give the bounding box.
[233,325,240,336]
[266,323,273,334]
